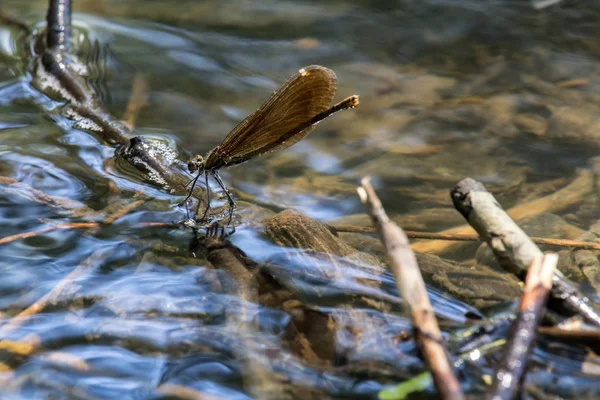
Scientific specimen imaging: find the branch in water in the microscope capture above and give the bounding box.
[332,225,600,251]
[46,0,72,51]
[451,177,600,327]
[358,177,464,400]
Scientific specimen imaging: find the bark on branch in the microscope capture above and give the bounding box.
[358,177,464,400]
[451,178,600,326]
[46,0,71,51]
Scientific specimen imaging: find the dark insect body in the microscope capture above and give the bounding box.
[183,65,359,221]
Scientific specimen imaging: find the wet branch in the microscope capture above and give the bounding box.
[537,326,600,342]
[0,220,180,246]
[46,0,71,51]
[197,228,259,303]
[0,222,96,245]
[0,176,92,216]
[488,253,557,400]
[358,177,464,400]
[451,178,600,327]
[41,0,207,210]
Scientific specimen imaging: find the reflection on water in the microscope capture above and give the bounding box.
[1,0,600,398]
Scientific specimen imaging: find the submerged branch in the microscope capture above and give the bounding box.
[0,176,92,216]
[537,326,600,342]
[333,225,600,251]
[358,177,463,400]
[411,170,593,254]
[0,250,107,338]
[0,199,162,338]
[0,222,96,245]
[0,219,178,246]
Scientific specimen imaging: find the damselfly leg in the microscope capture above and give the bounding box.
[212,171,236,225]
[197,171,212,222]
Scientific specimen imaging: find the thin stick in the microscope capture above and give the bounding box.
[135,222,181,229]
[358,177,464,400]
[451,178,600,327]
[0,223,97,245]
[333,225,600,251]
[121,73,150,130]
[0,220,182,246]
[0,176,91,215]
[488,254,557,400]
[0,250,107,338]
[102,199,146,225]
[537,326,600,341]
[0,198,168,338]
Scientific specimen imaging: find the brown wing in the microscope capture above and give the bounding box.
[215,65,337,166]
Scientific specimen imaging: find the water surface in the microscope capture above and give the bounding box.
[1,1,600,398]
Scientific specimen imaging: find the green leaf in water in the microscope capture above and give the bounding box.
[378,372,433,400]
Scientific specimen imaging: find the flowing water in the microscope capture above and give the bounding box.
[1,1,600,399]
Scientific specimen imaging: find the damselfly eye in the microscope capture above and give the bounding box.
[188,155,204,173]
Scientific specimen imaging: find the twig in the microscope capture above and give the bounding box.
[0,176,92,216]
[121,73,150,130]
[102,199,146,224]
[412,170,593,254]
[0,196,162,338]
[0,223,96,245]
[46,0,72,51]
[0,220,181,246]
[333,225,600,251]
[135,222,181,229]
[357,177,463,400]
[0,250,108,338]
[451,178,600,327]
[537,326,600,342]
[0,199,147,246]
[488,254,557,400]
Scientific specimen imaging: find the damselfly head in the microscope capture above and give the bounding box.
[188,155,205,173]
